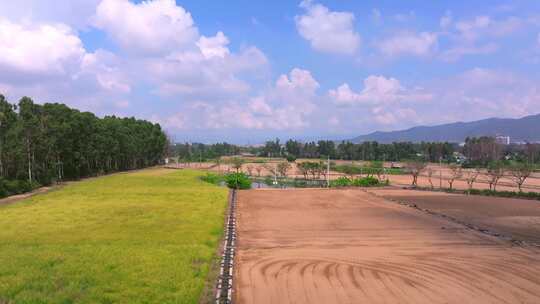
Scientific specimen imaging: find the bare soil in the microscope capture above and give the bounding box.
[234,189,540,304]
[369,188,540,245]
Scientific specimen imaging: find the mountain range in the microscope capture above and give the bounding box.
[351,113,540,143]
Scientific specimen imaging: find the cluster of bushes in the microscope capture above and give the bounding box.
[200,172,252,189]
[329,176,387,188]
[200,173,223,185]
[224,173,252,189]
[0,178,41,199]
[468,189,540,201]
[332,164,403,176]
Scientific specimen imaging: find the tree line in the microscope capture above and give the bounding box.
[0,94,167,196]
[172,137,540,166]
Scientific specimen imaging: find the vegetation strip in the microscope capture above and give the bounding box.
[368,190,540,248]
[216,189,237,304]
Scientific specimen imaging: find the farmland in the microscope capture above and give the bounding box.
[234,189,540,304]
[171,158,540,193]
[0,168,227,304]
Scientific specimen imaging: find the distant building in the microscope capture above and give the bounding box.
[495,135,510,145]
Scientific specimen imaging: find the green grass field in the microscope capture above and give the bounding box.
[0,168,228,304]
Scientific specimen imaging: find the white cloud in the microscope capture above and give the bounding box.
[452,15,524,43]
[455,16,491,42]
[295,0,360,54]
[329,75,432,106]
[275,68,319,94]
[179,68,320,131]
[430,68,540,119]
[0,18,85,78]
[249,97,273,115]
[148,45,267,99]
[196,31,230,59]
[377,31,438,57]
[440,43,498,62]
[0,17,132,113]
[393,11,416,23]
[92,0,268,102]
[440,11,452,28]
[371,9,382,25]
[94,0,198,55]
[78,49,130,93]
[0,0,100,30]
[372,107,419,126]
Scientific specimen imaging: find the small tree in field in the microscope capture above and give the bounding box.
[486,162,505,191]
[231,157,244,173]
[405,160,427,187]
[263,163,277,177]
[255,166,262,177]
[297,162,309,179]
[277,162,291,178]
[447,164,463,190]
[318,160,327,180]
[465,168,481,194]
[426,168,435,189]
[215,158,222,173]
[246,165,254,176]
[509,163,533,192]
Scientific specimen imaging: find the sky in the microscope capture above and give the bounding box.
[1,0,540,144]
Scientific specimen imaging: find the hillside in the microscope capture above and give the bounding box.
[351,113,540,143]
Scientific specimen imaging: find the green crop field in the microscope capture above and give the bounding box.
[0,168,228,304]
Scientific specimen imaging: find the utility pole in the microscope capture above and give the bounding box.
[439,156,443,190]
[327,155,330,188]
[273,162,278,186]
[383,154,386,179]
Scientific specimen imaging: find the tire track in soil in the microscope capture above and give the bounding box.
[235,189,540,304]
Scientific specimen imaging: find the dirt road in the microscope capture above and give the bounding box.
[235,189,540,304]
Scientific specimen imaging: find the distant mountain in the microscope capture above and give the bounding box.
[351,114,540,143]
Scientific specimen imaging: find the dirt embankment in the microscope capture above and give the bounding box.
[235,189,540,304]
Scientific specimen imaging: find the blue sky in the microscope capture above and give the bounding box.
[1,0,540,143]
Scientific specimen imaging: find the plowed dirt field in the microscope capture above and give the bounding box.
[234,189,540,304]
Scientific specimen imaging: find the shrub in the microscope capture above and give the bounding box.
[0,178,7,198]
[200,173,222,185]
[224,173,252,189]
[330,177,352,187]
[286,154,297,162]
[1,179,39,196]
[330,176,383,188]
[464,188,540,200]
[352,176,380,187]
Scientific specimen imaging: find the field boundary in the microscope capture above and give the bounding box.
[367,190,540,248]
[215,189,237,304]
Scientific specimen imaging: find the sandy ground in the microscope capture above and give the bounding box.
[234,189,540,304]
[369,188,540,244]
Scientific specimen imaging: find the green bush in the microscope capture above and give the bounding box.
[0,178,7,198]
[0,178,40,197]
[200,173,223,185]
[330,177,352,187]
[466,188,540,200]
[286,154,297,162]
[330,176,382,188]
[333,164,403,176]
[352,176,380,187]
[224,173,252,189]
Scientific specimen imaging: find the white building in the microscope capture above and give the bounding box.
[495,135,510,145]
